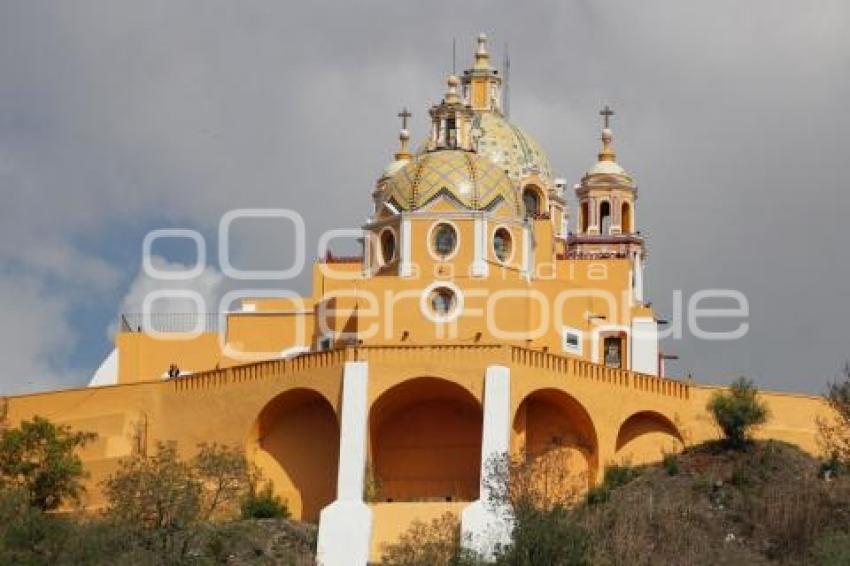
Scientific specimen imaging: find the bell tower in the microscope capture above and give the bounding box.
[426,75,476,152]
[460,33,502,114]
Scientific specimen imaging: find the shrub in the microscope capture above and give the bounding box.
[811,531,850,566]
[662,453,680,476]
[587,464,640,505]
[0,416,95,510]
[241,482,289,519]
[707,377,769,449]
[495,503,590,566]
[380,512,462,566]
[819,362,850,468]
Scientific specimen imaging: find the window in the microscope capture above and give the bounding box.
[561,327,583,355]
[429,287,457,316]
[600,201,611,235]
[380,229,396,264]
[523,188,540,218]
[493,227,512,262]
[604,336,622,368]
[621,201,632,233]
[432,223,458,258]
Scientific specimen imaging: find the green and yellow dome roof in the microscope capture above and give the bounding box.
[473,112,552,185]
[382,149,519,214]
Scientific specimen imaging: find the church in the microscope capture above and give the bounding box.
[3,34,831,564]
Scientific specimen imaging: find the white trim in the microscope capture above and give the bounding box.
[399,217,413,277]
[420,280,465,324]
[631,317,659,375]
[427,220,461,262]
[471,215,488,277]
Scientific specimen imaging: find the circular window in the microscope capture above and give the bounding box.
[432,223,458,258]
[429,287,457,317]
[523,188,540,218]
[493,227,513,262]
[379,229,396,264]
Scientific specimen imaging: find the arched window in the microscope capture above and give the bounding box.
[580,202,590,233]
[523,188,540,218]
[621,202,632,233]
[379,229,396,264]
[600,201,611,235]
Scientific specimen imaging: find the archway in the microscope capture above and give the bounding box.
[615,411,683,465]
[370,377,483,502]
[600,201,611,235]
[522,186,542,218]
[580,201,589,233]
[512,389,599,489]
[249,389,339,522]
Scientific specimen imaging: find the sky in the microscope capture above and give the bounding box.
[0,0,848,395]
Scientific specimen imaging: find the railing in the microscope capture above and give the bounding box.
[119,313,222,334]
[509,345,690,400]
[171,348,347,392]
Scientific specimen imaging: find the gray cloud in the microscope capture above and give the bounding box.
[0,0,848,394]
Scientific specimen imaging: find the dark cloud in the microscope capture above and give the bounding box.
[0,0,847,393]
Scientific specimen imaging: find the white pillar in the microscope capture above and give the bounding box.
[461,365,513,559]
[631,317,659,376]
[316,361,372,566]
[471,215,488,277]
[634,252,644,303]
[399,217,413,277]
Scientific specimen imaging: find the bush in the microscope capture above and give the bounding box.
[811,531,850,566]
[241,482,289,519]
[662,453,680,476]
[819,362,850,468]
[380,512,463,566]
[495,503,590,566]
[0,416,95,510]
[707,377,769,449]
[586,464,640,505]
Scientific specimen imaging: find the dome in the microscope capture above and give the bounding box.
[417,112,553,187]
[473,112,553,185]
[381,149,519,214]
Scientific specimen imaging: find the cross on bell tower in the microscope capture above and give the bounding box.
[599,104,615,129]
[397,107,412,130]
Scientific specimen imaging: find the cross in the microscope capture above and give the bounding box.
[599,104,615,129]
[398,107,412,130]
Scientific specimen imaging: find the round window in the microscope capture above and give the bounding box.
[493,227,512,262]
[429,287,457,316]
[432,223,458,258]
[380,229,396,264]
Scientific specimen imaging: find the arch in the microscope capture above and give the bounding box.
[512,389,599,489]
[615,411,684,465]
[621,201,632,233]
[522,185,543,218]
[248,388,339,522]
[370,377,483,502]
[599,200,611,235]
[580,201,590,233]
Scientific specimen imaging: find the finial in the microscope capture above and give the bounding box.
[598,105,617,162]
[474,33,491,70]
[395,107,412,160]
[445,74,461,104]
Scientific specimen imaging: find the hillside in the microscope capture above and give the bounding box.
[577,441,850,565]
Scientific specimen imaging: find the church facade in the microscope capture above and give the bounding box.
[3,35,831,564]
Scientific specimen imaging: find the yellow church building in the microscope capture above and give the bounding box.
[2,34,831,564]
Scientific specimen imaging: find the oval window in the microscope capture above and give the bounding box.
[380,229,396,264]
[493,227,512,262]
[429,287,457,317]
[432,223,458,258]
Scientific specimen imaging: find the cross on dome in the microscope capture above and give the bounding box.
[599,104,615,129]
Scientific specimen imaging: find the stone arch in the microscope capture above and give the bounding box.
[512,388,599,488]
[370,376,483,502]
[615,410,683,465]
[248,388,339,522]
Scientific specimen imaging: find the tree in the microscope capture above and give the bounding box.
[818,362,850,470]
[707,377,769,449]
[0,416,95,510]
[102,441,260,559]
